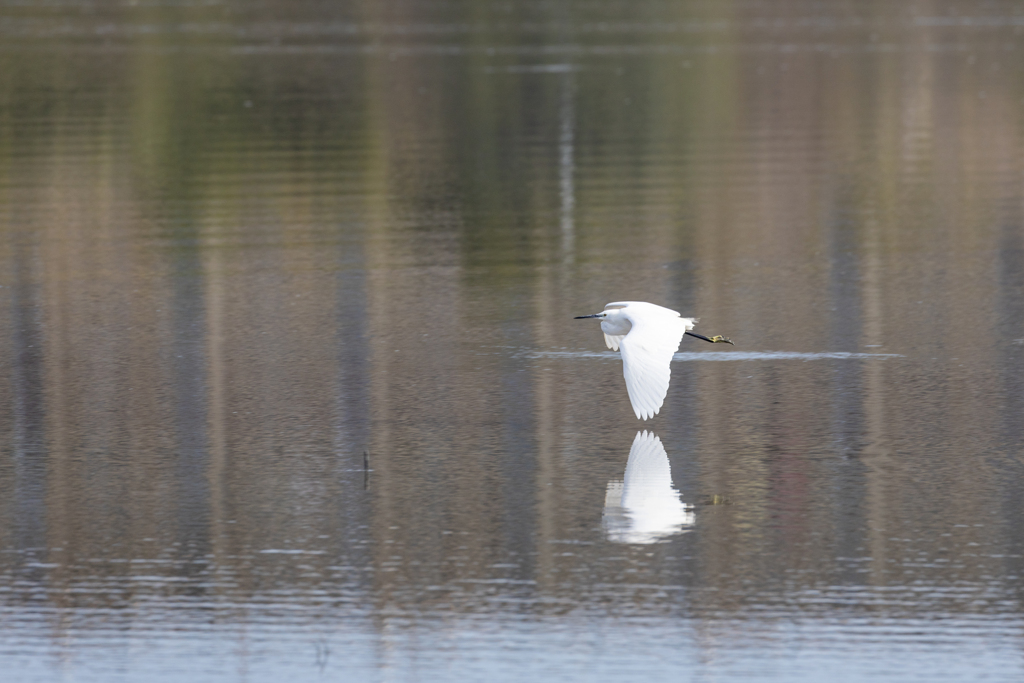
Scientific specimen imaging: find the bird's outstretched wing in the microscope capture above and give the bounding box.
[603,333,626,351]
[618,312,688,420]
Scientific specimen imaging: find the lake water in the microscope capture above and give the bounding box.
[2,1,1024,681]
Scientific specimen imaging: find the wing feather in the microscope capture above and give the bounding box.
[603,333,626,351]
[618,308,688,420]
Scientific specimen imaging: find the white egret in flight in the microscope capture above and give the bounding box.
[575,301,733,419]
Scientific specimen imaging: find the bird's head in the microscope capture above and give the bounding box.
[575,306,632,337]
[575,303,628,321]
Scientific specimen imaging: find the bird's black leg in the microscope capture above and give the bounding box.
[685,331,735,345]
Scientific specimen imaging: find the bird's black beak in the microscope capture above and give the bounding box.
[574,314,602,319]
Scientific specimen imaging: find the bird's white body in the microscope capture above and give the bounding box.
[583,301,697,420]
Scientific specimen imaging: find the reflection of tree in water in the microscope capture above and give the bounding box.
[603,431,694,544]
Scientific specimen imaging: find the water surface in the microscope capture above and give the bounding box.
[2,1,1024,681]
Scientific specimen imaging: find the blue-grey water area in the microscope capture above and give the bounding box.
[3,1,1024,681]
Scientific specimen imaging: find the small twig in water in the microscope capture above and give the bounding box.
[363,450,370,490]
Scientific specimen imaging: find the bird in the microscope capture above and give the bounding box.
[575,301,733,419]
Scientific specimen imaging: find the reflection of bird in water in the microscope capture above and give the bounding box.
[575,301,732,420]
[603,431,694,544]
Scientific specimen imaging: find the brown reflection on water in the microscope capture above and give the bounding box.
[2,0,1024,677]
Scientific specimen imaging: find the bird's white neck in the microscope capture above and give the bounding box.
[600,310,632,336]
